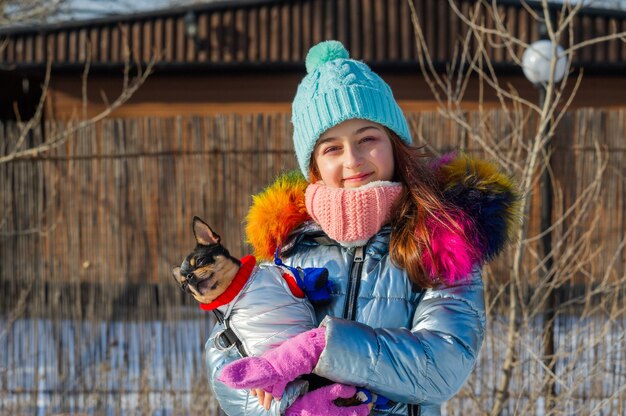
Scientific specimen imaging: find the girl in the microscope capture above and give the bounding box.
[208,40,520,416]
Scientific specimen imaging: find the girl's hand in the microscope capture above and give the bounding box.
[219,328,326,398]
[251,389,274,411]
[286,383,370,416]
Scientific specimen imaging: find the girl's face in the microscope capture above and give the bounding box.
[312,119,395,188]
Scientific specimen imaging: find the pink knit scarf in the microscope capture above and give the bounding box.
[305,181,403,247]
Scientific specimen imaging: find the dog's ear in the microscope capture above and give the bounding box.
[193,216,221,246]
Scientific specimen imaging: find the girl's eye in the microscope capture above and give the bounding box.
[360,136,376,143]
[322,146,340,154]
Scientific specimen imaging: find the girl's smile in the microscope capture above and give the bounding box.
[312,119,395,188]
[343,172,374,184]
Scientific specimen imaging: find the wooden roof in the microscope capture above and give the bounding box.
[1,0,625,72]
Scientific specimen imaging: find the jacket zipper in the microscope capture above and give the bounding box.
[409,404,421,415]
[343,245,365,321]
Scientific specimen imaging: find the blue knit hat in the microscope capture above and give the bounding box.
[291,40,412,179]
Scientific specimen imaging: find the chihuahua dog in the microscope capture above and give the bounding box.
[172,216,241,305]
[172,216,332,358]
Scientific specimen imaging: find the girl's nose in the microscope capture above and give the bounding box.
[343,145,362,168]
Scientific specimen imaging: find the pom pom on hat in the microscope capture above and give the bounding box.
[305,40,350,73]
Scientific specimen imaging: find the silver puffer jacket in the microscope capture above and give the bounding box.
[206,226,485,416]
[286,225,485,416]
[206,155,519,415]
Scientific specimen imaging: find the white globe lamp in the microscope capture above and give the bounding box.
[522,40,568,85]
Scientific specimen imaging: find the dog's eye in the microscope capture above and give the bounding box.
[196,258,205,267]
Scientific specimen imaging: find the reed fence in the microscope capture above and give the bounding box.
[0,109,624,414]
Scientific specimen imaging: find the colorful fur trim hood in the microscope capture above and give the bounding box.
[246,154,522,285]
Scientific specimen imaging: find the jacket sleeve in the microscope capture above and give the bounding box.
[205,322,309,415]
[312,267,485,406]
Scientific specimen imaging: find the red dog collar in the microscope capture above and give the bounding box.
[199,255,256,311]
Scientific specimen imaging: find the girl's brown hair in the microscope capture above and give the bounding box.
[309,128,458,288]
[386,130,446,288]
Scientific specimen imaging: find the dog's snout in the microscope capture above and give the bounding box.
[186,273,195,281]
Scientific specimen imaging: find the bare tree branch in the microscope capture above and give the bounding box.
[407,1,626,414]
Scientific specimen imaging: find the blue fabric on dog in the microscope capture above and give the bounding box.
[355,387,393,410]
[274,250,333,304]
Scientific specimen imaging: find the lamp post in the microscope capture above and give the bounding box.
[184,11,199,45]
[522,31,568,410]
[521,38,567,283]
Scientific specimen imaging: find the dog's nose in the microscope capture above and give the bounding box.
[186,273,195,281]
